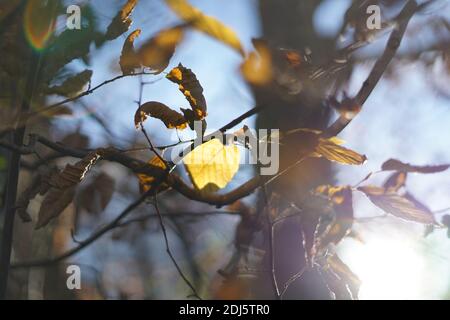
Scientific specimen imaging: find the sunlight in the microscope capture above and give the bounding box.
[340,237,426,300]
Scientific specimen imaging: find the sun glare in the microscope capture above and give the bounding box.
[340,236,426,300]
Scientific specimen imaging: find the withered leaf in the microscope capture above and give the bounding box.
[105,0,138,40]
[77,173,115,215]
[315,138,366,165]
[165,0,244,56]
[383,171,407,193]
[36,150,104,229]
[166,63,207,120]
[138,156,168,194]
[381,158,450,174]
[137,25,185,73]
[44,70,92,97]
[120,29,141,75]
[134,101,188,129]
[357,186,436,225]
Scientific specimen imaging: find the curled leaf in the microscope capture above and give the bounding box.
[137,25,185,73]
[240,39,273,86]
[315,138,366,165]
[105,0,138,40]
[166,63,207,119]
[183,138,240,190]
[44,70,92,97]
[120,29,141,75]
[357,186,436,225]
[381,158,450,173]
[165,0,244,56]
[134,101,188,129]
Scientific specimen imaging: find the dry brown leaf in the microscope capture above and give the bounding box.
[383,171,407,192]
[77,173,115,215]
[165,0,244,56]
[137,25,185,73]
[120,29,141,75]
[138,156,168,194]
[105,0,138,40]
[36,150,104,229]
[166,63,207,120]
[357,185,436,225]
[315,138,366,165]
[381,158,450,174]
[134,101,188,129]
[44,70,92,97]
[240,39,273,86]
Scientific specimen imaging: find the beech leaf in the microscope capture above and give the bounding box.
[315,138,367,165]
[105,0,138,40]
[120,29,141,75]
[134,101,188,129]
[138,156,168,194]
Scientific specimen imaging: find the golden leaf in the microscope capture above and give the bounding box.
[134,101,188,129]
[357,185,436,225]
[183,138,240,190]
[165,0,244,56]
[166,63,207,119]
[240,39,273,86]
[315,138,366,165]
[137,25,185,73]
[138,156,168,194]
[120,29,141,75]
[105,0,138,40]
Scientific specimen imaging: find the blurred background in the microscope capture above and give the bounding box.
[1,0,450,299]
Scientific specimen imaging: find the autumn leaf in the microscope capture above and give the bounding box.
[137,25,185,73]
[165,0,244,56]
[183,138,240,190]
[166,64,207,120]
[357,185,436,225]
[77,173,115,215]
[383,171,407,192]
[36,150,104,229]
[120,29,141,75]
[381,158,450,174]
[240,39,273,86]
[315,137,367,165]
[134,101,188,129]
[105,0,138,40]
[138,156,168,194]
[44,70,92,97]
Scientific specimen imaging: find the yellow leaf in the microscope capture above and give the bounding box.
[120,29,141,75]
[165,0,244,56]
[315,138,366,165]
[183,139,240,190]
[138,25,185,73]
[105,0,138,40]
[240,39,272,86]
[138,156,168,194]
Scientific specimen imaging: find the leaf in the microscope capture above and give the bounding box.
[381,158,450,173]
[357,186,436,225]
[138,156,168,194]
[134,101,188,129]
[120,29,141,75]
[77,173,115,215]
[183,138,240,190]
[165,0,244,56]
[105,0,138,40]
[315,138,367,165]
[240,39,273,86]
[36,150,104,229]
[137,25,185,73]
[383,171,407,192]
[44,70,93,97]
[166,63,207,120]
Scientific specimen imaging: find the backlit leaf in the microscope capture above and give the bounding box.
[183,138,240,190]
[44,70,92,97]
[134,101,188,129]
[166,63,207,120]
[357,186,436,225]
[120,29,141,75]
[383,171,407,192]
[138,156,168,194]
[105,0,138,40]
[315,138,366,165]
[137,25,185,73]
[381,158,450,173]
[165,0,244,56]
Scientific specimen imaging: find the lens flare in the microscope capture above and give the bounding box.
[24,0,58,51]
